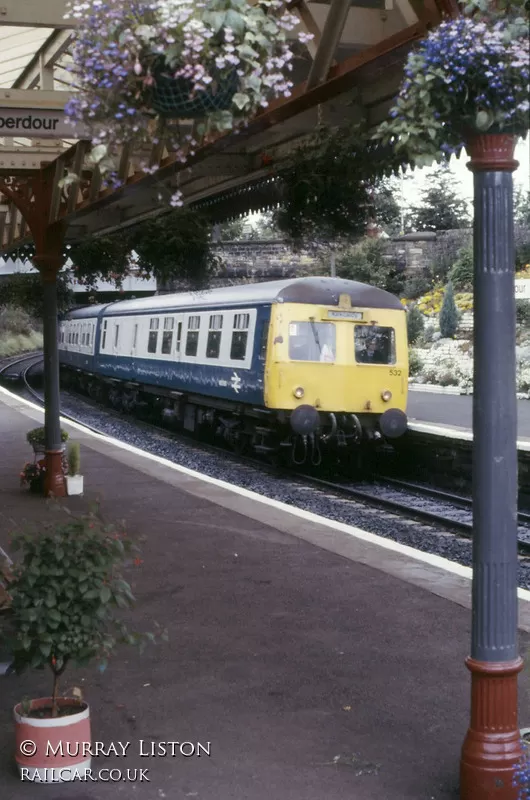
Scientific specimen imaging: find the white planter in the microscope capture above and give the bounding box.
[521,726,530,741]
[65,475,84,496]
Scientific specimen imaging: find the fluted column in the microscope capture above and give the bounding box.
[460,134,522,799]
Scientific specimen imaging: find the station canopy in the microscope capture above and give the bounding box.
[0,0,453,254]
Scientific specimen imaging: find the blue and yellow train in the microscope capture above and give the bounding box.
[59,277,409,464]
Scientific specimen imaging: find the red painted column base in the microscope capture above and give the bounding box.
[460,657,524,799]
[43,450,66,498]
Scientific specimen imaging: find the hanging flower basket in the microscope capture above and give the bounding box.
[64,0,313,207]
[149,63,239,119]
[374,2,529,166]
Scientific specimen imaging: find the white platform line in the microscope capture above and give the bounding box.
[409,420,530,452]
[2,384,530,603]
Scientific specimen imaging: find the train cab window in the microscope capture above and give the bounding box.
[101,320,108,350]
[230,313,250,361]
[175,321,183,354]
[148,318,160,354]
[206,314,223,359]
[289,322,336,362]
[185,316,201,357]
[162,317,174,355]
[354,325,396,365]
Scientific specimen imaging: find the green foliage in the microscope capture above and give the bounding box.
[0,273,73,318]
[449,247,474,291]
[8,505,165,716]
[515,240,530,271]
[69,234,130,289]
[515,188,530,227]
[403,273,433,299]
[131,207,221,288]
[407,167,470,232]
[275,123,411,248]
[372,179,402,235]
[406,305,425,344]
[516,300,530,327]
[66,207,220,290]
[26,427,69,447]
[216,218,246,241]
[439,281,459,338]
[408,350,424,376]
[0,305,34,336]
[67,443,81,477]
[335,238,405,295]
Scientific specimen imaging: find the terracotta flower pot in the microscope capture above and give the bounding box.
[465,133,518,171]
[14,698,91,782]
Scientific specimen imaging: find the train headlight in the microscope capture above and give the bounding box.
[381,389,392,402]
[293,386,305,399]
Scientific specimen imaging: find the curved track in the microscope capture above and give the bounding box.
[8,359,530,553]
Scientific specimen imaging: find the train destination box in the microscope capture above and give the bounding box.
[0,108,74,139]
[515,279,530,301]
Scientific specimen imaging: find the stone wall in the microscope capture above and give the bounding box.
[211,240,318,286]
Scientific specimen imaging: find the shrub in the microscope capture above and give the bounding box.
[406,305,425,345]
[0,273,73,318]
[0,305,34,336]
[439,371,459,387]
[449,247,474,291]
[516,300,530,327]
[408,350,424,376]
[439,282,459,339]
[403,274,433,299]
[26,427,69,448]
[68,442,81,476]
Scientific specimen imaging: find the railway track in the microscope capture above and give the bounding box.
[0,352,43,381]
[10,359,530,555]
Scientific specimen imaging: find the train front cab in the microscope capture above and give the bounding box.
[264,297,408,445]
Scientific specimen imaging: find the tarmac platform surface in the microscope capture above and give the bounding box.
[1,388,530,800]
[408,390,530,443]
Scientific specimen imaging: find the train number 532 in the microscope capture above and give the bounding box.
[389,369,402,376]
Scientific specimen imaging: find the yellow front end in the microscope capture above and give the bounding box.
[264,302,408,415]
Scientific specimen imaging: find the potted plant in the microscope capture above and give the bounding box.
[63,0,313,206]
[20,461,46,495]
[65,442,83,496]
[26,427,69,455]
[515,730,530,798]
[374,0,529,166]
[8,506,163,782]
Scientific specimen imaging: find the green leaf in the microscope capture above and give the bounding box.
[39,643,51,657]
[475,109,494,131]
[100,586,111,603]
[224,9,246,34]
[232,92,250,110]
[48,608,61,622]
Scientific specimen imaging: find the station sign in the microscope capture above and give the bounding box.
[515,279,530,301]
[0,108,76,140]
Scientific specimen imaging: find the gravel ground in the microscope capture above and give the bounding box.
[16,384,530,591]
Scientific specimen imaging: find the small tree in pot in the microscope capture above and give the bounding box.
[8,506,163,782]
[65,442,83,496]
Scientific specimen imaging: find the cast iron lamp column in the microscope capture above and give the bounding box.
[460,134,523,799]
[33,253,66,498]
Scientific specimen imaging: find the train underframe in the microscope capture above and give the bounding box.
[60,366,401,469]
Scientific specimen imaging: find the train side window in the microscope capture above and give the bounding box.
[289,321,336,362]
[230,313,250,361]
[101,320,108,351]
[185,316,200,357]
[114,324,120,350]
[148,317,160,354]
[132,323,138,352]
[175,321,183,354]
[162,317,174,355]
[206,314,223,359]
[259,321,269,360]
[354,325,396,365]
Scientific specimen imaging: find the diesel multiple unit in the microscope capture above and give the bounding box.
[59,277,409,464]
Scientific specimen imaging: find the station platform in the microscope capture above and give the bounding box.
[408,390,530,450]
[1,386,530,800]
